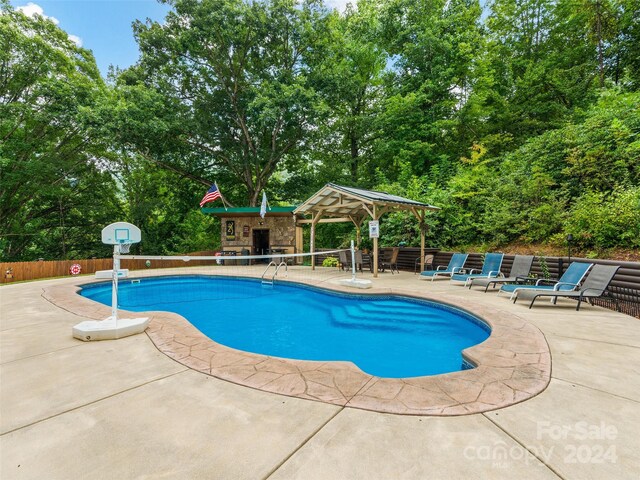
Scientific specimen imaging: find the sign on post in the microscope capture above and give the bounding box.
[369,220,379,238]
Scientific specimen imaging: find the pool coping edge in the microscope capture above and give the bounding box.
[42,274,551,416]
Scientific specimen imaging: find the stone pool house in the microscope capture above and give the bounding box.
[201,205,301,258]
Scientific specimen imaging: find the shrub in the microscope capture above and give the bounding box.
[322,257,339,268]
[563,187,640,250]
[538,256,551,279]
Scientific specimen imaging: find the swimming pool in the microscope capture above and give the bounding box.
[81,276,491,378]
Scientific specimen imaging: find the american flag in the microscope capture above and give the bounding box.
[200,184,222,207]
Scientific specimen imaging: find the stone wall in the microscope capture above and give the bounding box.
[220,215,297,254]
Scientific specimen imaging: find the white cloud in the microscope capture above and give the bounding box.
[16,3,83,47]
[68,34,83,47]
[325,0,352,12]
[17,2,59,25]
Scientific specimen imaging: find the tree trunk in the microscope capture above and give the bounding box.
[249,188,260,207]
[596,0,604,88]
[350,133,359,181]
[59,198,66,259]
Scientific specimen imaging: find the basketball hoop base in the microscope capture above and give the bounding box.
[95,269,129,279]
[72,316,149,341]
[339,278,373,289]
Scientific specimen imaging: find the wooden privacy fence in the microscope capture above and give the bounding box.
[2,258,113,284]
[1,251,220,284]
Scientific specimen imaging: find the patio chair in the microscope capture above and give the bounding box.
[338,250,351,271]
[499,262,593,300]
[354,250,371,273]
[342,250,364,272]
[380,247,400,274]
[420,253,468,281]
[357,250,373,273]
[470,255,535,292]
[414,254,435,275]
[514,264,620,310]
[450,253,504,286]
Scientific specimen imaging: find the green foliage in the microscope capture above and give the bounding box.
[617,0,640,89]
[322,256,339,267]
[482,0,599,147]
[538,256,551,279]
[563,187,640,251]
[306,1,387,186]
[308,222,355,250]
[117,157,220,254]
[367,90,639,253]
[373,0,485,174]
[463,91,639,250]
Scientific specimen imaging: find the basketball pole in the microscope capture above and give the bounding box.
[350,240,356,282]
[111,243,120,322]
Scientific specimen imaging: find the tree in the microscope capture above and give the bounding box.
[307,0,387,185]
[374,0,485,177]
[131,0,326,206]
[87,75,222,254]
[471,91,640,248]
[482,0,598,146]
[582,0,617,88]
[0,2,121,260]
[611,0,640,88]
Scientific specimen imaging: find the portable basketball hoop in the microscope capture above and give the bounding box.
[72,222,149,341]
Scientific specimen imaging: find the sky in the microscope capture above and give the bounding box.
[11,0,351,78]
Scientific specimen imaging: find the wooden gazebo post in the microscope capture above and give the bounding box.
[420,224,426,272]
[310,211,323,270]
[372,204,379,278]
[310,212,315,270]
[412,208,426,272]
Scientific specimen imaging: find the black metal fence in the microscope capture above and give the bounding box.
[591,286,640,319]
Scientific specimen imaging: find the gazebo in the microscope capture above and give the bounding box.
[293,183,439,277]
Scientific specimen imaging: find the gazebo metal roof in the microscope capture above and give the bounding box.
[293,183,439,218]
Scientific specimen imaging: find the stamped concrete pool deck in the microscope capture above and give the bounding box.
[2,269,639,479]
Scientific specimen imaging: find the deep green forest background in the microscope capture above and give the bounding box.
[1,0,639,261]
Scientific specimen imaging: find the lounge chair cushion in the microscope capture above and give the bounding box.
[420,253,468,277]
[499,262,592,295]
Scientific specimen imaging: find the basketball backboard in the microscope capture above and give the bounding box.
[101,222,141,245]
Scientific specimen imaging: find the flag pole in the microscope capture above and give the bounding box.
[216,182,228,211]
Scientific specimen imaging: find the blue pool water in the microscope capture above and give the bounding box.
[81,276,490,378]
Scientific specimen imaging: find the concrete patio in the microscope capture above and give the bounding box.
[1,270,639,479]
